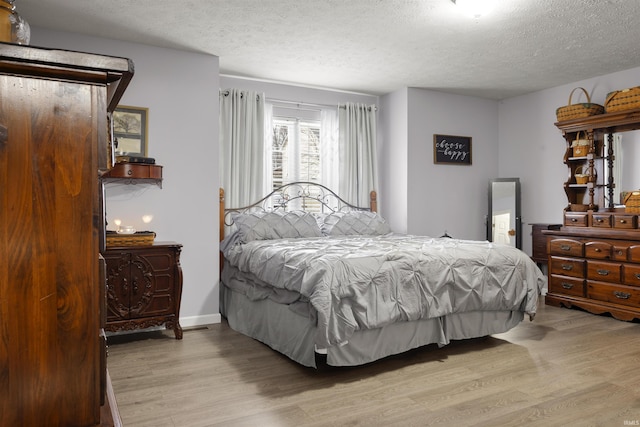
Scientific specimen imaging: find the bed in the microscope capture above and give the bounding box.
[219,182,546,368]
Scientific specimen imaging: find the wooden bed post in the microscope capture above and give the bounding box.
[370,191,377,213]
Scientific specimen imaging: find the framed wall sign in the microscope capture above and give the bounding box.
[113,105,148,157]
[433,134,472,165]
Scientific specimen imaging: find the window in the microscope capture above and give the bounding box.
[271,117,322,211]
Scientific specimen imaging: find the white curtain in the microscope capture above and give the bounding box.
[264,102,274,192]
[320,108,339,194]
[219,89,266,209]
[339,103,378,207]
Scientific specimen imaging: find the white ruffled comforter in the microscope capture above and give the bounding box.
[221,233,546,348]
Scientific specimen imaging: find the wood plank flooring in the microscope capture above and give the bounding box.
[106,298,640,426]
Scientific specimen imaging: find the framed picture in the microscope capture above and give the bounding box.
[433,134,472,165]
[113,105,148,157]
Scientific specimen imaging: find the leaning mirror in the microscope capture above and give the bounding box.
[487,178,521,249]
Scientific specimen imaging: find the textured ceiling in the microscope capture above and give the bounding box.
[16,0,640,99]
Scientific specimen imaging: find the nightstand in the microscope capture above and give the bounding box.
[104,242,183,339]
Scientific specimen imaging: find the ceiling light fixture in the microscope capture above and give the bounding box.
[451,0,496,18]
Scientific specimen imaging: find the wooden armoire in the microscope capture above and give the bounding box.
[0,43,133,426]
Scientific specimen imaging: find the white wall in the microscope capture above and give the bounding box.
[378,88,409,233]
[31,28,221,327]
[379,88,499,240]
[408,89,499,240]
[499,66,640,255]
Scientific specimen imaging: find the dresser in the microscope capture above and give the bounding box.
[104,242,184,339]
[529,223,562,266]
[0,44,133,426]
[546,228,640,320]
[545,107,640,321]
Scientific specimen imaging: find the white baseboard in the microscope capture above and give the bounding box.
[180,313,221,328]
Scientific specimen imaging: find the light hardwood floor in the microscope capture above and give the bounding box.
[106,298,640,427]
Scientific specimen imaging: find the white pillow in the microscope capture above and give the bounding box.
[232,210,323,242]
[320,211,390,236]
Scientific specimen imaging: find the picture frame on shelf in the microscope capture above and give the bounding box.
[433,134,472,165]
[113,105,148,157]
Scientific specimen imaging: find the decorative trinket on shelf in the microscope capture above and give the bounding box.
[0,0,30,45]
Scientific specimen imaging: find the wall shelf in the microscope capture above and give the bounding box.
[102,162,163,187]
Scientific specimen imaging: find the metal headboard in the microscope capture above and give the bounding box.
[219,181,377,241]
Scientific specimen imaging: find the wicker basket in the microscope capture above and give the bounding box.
[623,191,640,213]
[574,166,589,184]
[556,87,604,121]
[571,131,590,156]
[106,231,156,247]
[604,86,640,113]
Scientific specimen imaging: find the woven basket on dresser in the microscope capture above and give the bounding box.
[574,166,589,184]
[571,131,590,156]
[106,231,156,246]
[556,87,604,121]
[623,191,640,214]
[605,86,640,112]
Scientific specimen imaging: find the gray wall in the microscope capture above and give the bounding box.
[379,88,499,240]
[27,26,640,324]
[31,28,221,327]
[499,66,640,254]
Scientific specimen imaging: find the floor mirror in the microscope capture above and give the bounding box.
[487,178,521,249]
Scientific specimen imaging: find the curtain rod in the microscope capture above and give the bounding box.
[220,91,376,111]
[267,97,377,111]
[267,98,336,109]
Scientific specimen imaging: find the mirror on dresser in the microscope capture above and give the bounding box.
[604,131,640,209]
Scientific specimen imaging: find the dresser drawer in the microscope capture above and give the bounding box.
[564,213,588,227]
[586,260,622,283]
[587,281,640,308]
[613,214,637,229]
[549,256,585,278]
[628,245,640,263]
[623,264,640,287]
[549,275,585,297]
[549,238,583,257]
[591,213,612,228]
[584,241,612,259]
[612,245,628,261]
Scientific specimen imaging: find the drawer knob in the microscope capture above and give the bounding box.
[561,245,571,251]
[562,264,573,271]
[571,218,578,223]
[635,273,640,280]
[561,282,574,289]
[620,219,627,224]
[614,291,631,300]
[594,248,601,252]
[596,218,603,223]
[597,269,610,276]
